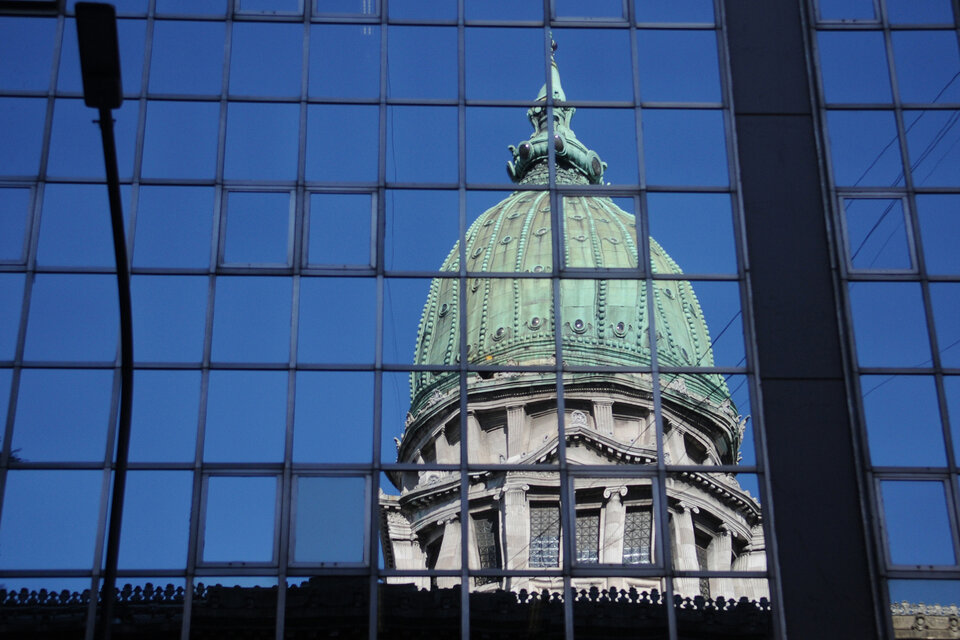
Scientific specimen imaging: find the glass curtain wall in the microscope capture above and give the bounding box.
[0,0,775,638]
[811,0,960,634]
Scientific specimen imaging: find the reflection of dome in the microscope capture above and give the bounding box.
[411,190,727,408]
[410,60,731,446]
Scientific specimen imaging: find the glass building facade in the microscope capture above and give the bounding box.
[0,0,956,638]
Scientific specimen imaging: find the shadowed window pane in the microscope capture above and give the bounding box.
[0,18,56,91]
[24,274,119,362]
[0,187,30,261]
[293,476,367,563]
[119,471,193,569]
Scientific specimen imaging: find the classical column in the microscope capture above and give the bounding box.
[592,399,614,436]
[601,486,627,564]
[466,410,483,463]
[435,517,461,588]
[499,484,530,573]
[671,503,700,598]
[708,525,734,599]
[731,524,768,600]
[505,404,526,459]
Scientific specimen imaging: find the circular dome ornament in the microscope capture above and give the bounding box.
[572,319,586,334]
[527,316,543,330]
[613,321,628,337]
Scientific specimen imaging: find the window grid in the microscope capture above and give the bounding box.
[0,2,779,639]
[623,508,652,565]
[811,0,960,635]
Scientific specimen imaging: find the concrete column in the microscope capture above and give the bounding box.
[466,411,483,463]
[672,503,700,598]
[505,404,525,459]
[435,517,461,588]
[708,525,734,600]
[499,484,530,572]
[731,525,769,600]
[601,486,627,564]
[592,399,614,436]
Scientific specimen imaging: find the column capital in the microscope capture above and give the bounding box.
[677,501,700,515]
[603,486,628,501]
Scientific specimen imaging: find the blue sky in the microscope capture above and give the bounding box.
[0,0,958,604]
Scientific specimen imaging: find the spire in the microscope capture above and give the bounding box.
[506,38,607,185]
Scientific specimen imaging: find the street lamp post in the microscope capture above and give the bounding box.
[75,4,133,639]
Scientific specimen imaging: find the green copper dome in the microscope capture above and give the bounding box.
[410,57,731,424]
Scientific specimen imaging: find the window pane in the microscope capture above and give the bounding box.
[881,480,956,566]
[134,186,214,269]
[623,509,653,564]
[886,0,954,23]
[0,187,30,261]
[308,192,373,266]
[0,470,102,569]
[0,98,46,177]
[556,0,621,18]
[529,503,561,568]
[389,0,455,19]
[157,0,227,15]
[945,377,960,459]
[309,25,379,98]
[225,103,300,180]
[293,371,373,462]
[817,32,891,103]
[383,278,432,364]
[648,193,737,275]
[230,23,303,96]
[24,274,119,362]
[848,282,930,367]
[892,31,960,104]
[466,107,526,186]
[47,99,135,179]
[204,371,287,462]
[931,283,960,368]
[568,107,639,186]
[149,20,225,94]
[306,105,378,182]
[826,110,903,187]
[575,511,600,564]
[816,0,875,20]
[465,28,544,101]
[917,194,960,275]
[387,106,458,184]
[222,191,292,265]
[238,0,301,13]
[211,276,292,363]
[119,471,192,569]
[842,198,912,270]
[142,101,220,179]
[386,26,457,99]
[0,17,56,91]
[465,0,541,20]
[132,275,208,362]
[637,30,722,102]
[13,368,112,462]
[385,191,458,271]
[861,375,946,466]
[203,476,277,563]
[293,476,367,563]
[130,370,200,462]
[642,109,728,186]
[0,274,25,360]
[470,512,502,578]
[298,277,375,364]
[905,110,960,187]
[37,184,121,268]
[553,29,633,101]
[57,18,146,95]
[635,0,714,23]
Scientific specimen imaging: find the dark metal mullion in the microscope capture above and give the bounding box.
[539,9,576,638]
[367,6,389,639]
[453,2,472,635]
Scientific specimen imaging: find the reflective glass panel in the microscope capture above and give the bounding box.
[917,194,960,275]
[293,371,373,462]
[118,471,193,569]
[0,187,30,261]
[24,274,119,362]
[309,24,380,98]
[203,476,277,563]
[881,480,956,566]
[133,186,214,268]
[848,282,930,367]
[131,275,208,362]
[306,105,379,182]
[642,109,728,186]
[142,101,220,179]
[842,198,912,270]
[230,22,303,96]
[817,31,891,103]
[307,192,373,266]
[130,370,200,462]
[149,20,225,94]
[293,476,367,563]
[222,191,293,266]
[298,277,376,364]
[211,276,292,363]
[0,274,25,361]
[0,17,56,91]
[637,30,722,102]
[861,375,946,466]
[224,102,300,180]
[204,370,287,462]
[0,98,47,177]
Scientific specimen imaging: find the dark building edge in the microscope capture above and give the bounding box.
[725,1,885,638]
